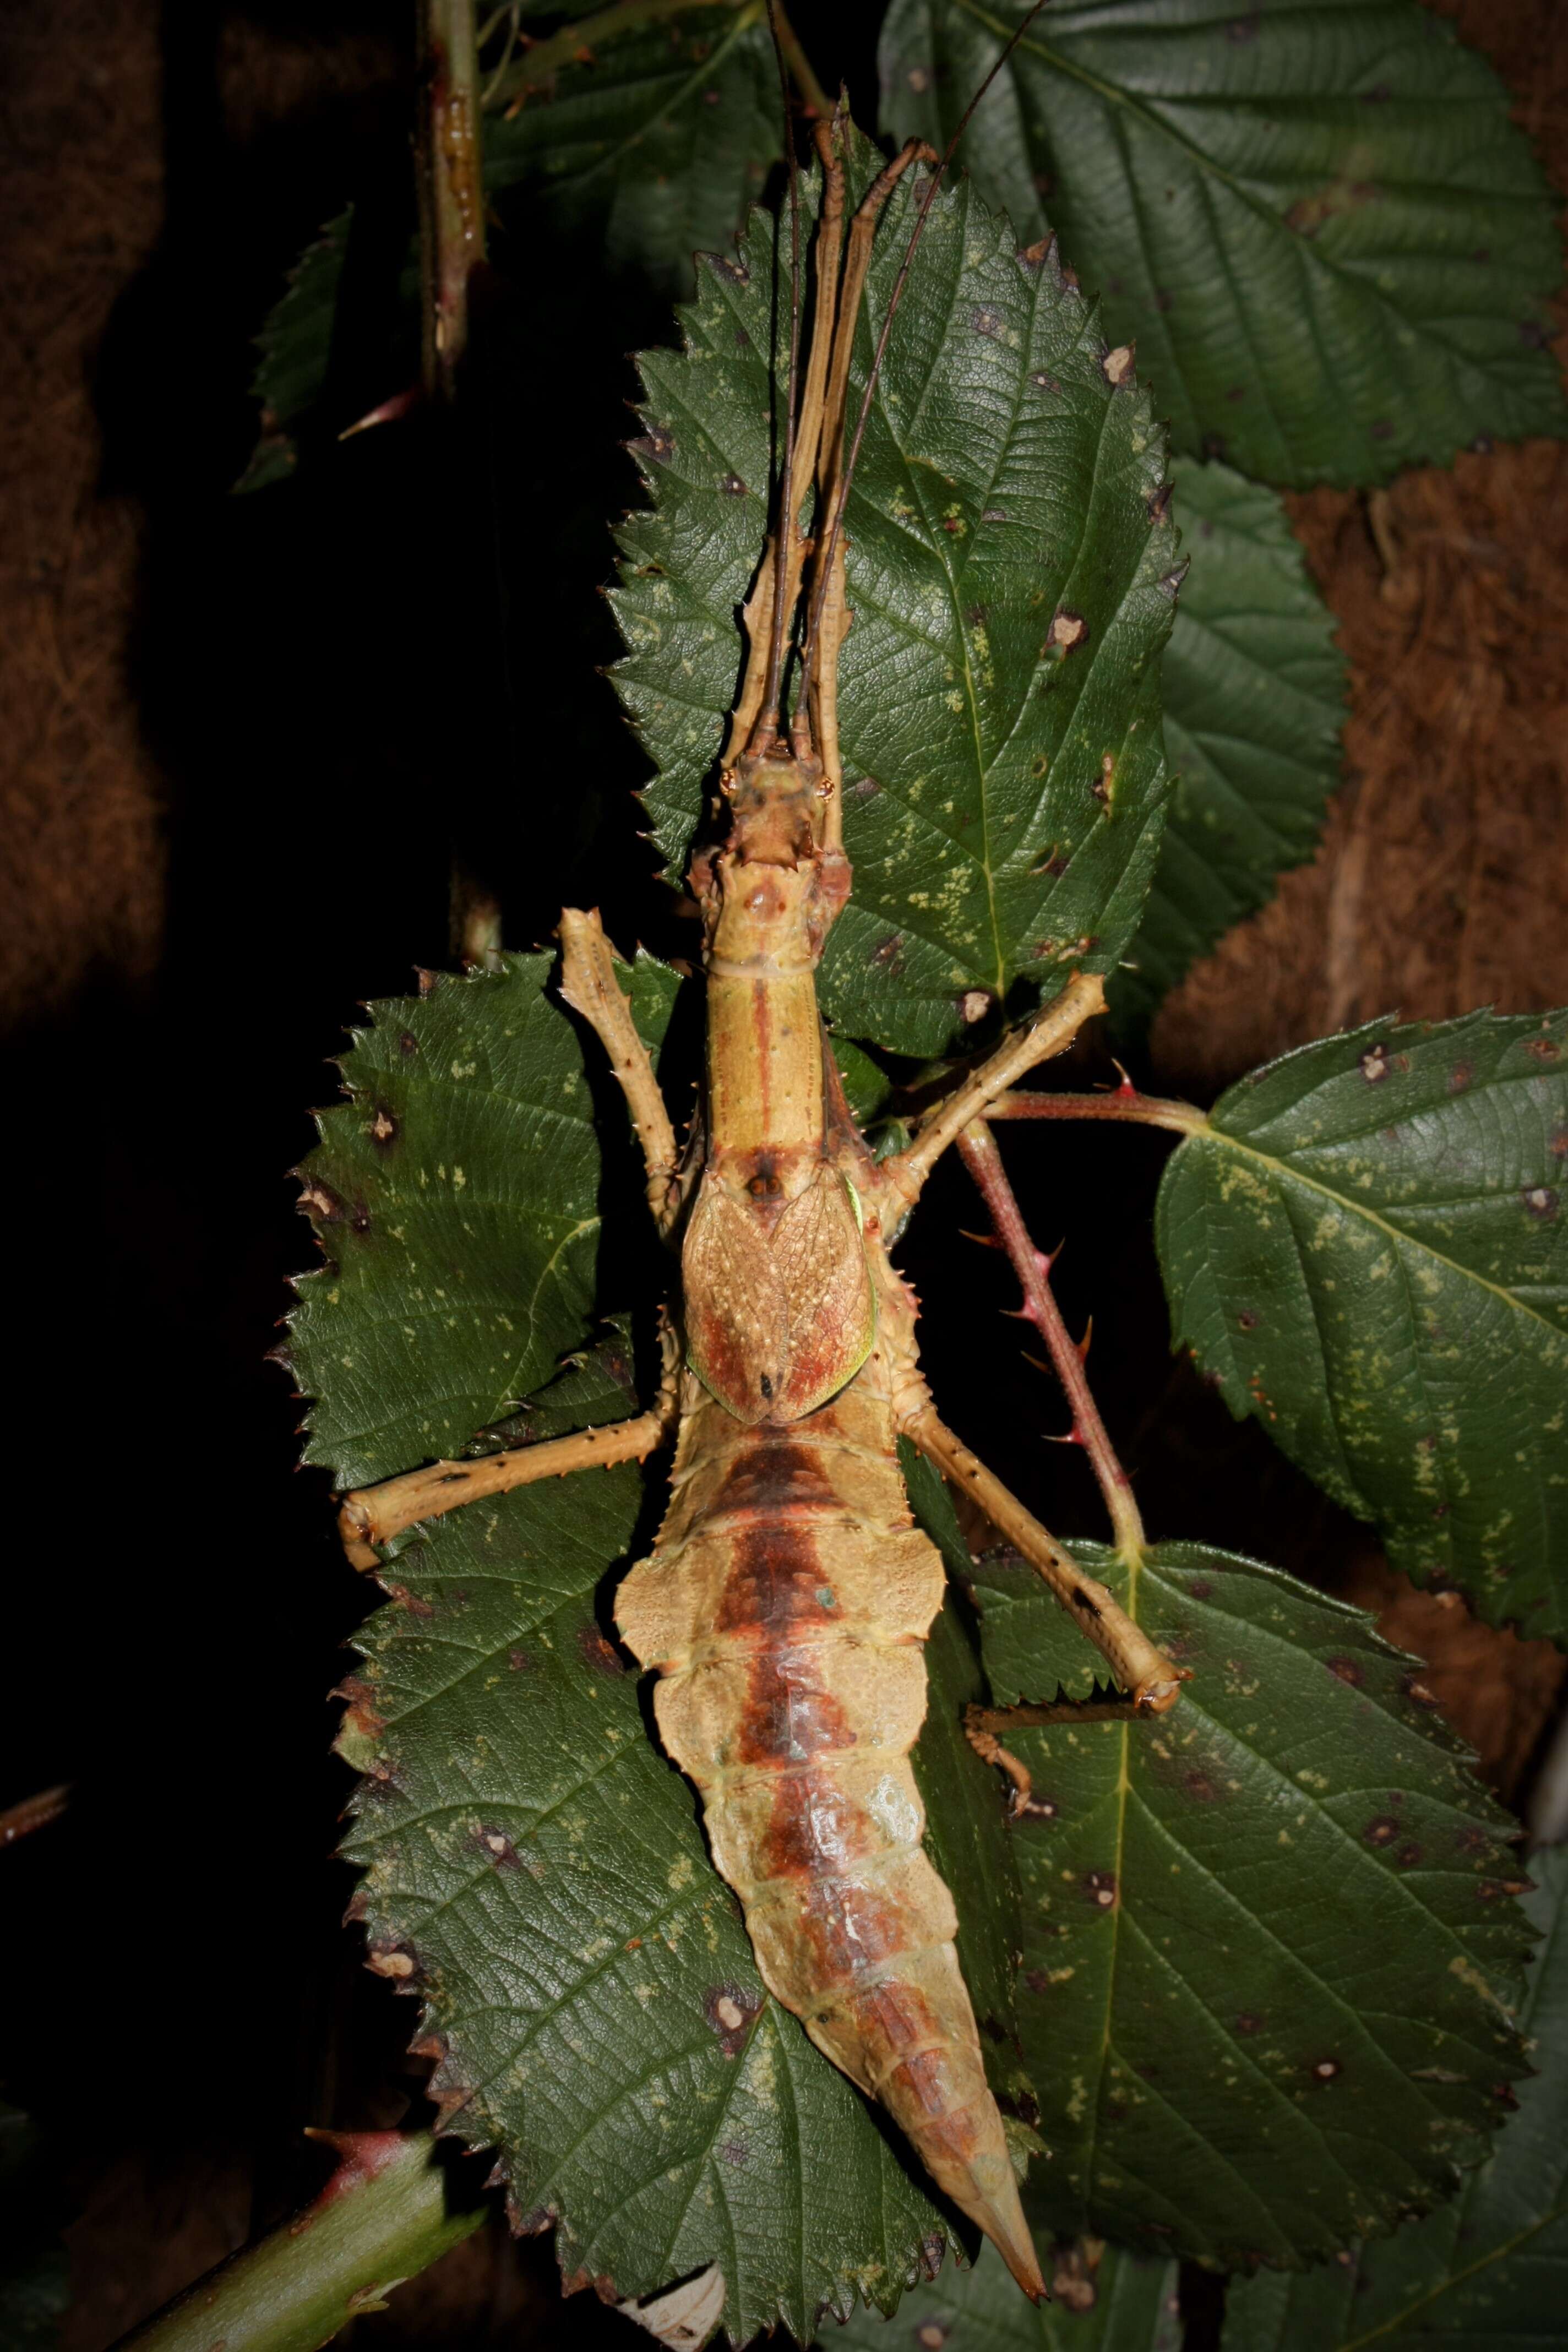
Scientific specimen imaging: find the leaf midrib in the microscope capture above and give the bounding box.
[862,188,1008,995]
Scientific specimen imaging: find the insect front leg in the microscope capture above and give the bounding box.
[876,970,1108,1212]
[558,907,684,1236]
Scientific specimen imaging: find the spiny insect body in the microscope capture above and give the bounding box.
[339,89,1183,2309]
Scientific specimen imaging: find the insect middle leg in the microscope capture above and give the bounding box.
[337,1326,679,1567]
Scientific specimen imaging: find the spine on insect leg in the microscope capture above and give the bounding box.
[616,1358,1045,2299]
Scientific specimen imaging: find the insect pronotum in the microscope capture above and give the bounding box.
[337,25,1185,2302]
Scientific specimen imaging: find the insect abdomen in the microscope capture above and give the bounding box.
[616,1375,1043,2299]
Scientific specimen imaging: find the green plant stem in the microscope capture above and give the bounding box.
[957,1118,1147,1563]
[418,0,487,402]
[489,0,831,119]
[988,1083,1206,1135]
[117,2133,486,2352]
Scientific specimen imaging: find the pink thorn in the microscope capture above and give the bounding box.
[339,384,423,442]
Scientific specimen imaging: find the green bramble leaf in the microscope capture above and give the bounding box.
[880,0,1568,488]
[1221,1845,1568,2351]
[1113,455,1346,1030]
[613,124,1178,1057]
[1156,1008,1568,1638]
[823,2234,1180,2351]
[970,1542,1532,2269]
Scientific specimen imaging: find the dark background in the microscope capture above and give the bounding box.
[1,2,1566,2342]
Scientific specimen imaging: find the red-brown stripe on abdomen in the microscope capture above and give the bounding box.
[616,1393,1025,2248]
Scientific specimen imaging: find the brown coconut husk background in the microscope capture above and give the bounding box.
[1,0,1565,2340]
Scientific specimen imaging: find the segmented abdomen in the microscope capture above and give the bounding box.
[616,1365,1041,2293]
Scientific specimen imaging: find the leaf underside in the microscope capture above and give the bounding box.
[613,129,1179,1056]
[824,2234,1180,2351]
[484,7,780,296]
[1157,1008,1568,1640]
[879,0,1568,489]
[1221,1847,1568,2350]
[1113,454,1346,1031]
[971,1543,1532,2270]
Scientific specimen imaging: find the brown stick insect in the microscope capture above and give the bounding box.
[335,12,1185,2300]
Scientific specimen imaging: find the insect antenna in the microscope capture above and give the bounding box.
[795,0,1052,704]
[755,0,808,749]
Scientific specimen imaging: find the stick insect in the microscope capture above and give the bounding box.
[336,29,1185,2302]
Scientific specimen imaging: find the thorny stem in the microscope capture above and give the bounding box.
[117,2133,485,2352]
[989,1082,1206,1136]
[957,1119,1146,1565]
[417,0,487,403]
